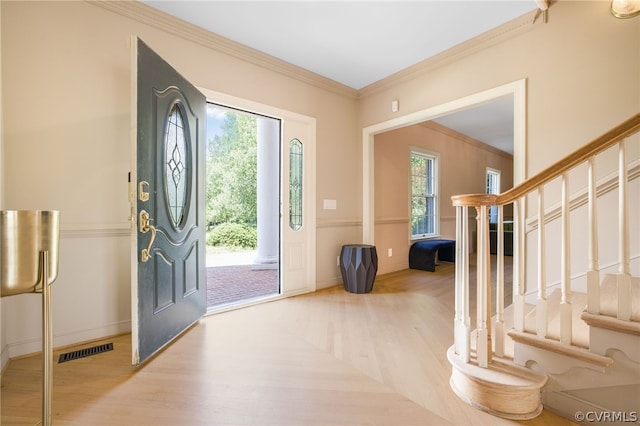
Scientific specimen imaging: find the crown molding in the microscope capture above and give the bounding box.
[91,1,544,102]
[90,0,358,99]
[357,9,544,99]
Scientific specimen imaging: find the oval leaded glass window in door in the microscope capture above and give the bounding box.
[289,138,303,231]
[164,103,189,228]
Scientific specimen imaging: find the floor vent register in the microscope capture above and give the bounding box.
[58,343,114,363]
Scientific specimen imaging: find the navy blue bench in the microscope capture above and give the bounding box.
[409,239,455,272]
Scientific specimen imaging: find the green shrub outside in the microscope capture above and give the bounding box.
[207,223,257,249]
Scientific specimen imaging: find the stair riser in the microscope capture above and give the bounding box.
[543,349,640,394]
[590,327,640,363]
[513,341,609,375]
[521,344,640,421]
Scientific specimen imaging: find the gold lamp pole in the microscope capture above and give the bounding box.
[1,210,60,426]
[41,250,53,426]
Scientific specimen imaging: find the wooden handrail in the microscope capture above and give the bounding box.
[452,113,640,207]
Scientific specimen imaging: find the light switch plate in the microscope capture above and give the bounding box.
[323,199,337,210]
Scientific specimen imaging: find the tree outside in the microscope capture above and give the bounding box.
[206,105,258,250]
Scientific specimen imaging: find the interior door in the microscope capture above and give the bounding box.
[130,37,206,365]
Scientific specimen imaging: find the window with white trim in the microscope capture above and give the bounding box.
[411,149,439,239]
[486,168,501,223]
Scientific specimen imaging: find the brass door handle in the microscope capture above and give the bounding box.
[139,210,156,262]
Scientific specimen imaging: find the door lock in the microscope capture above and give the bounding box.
[139,181,150,202]
[139,210,156,262]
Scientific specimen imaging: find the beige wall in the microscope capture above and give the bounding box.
[360,1,639,288]
[0,1,359,359]
[359,1,639,176]
[374,122,513,274]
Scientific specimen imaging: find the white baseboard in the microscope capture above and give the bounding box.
[316,276,342,290]
[1,342,10,372]
[7,320,131,359]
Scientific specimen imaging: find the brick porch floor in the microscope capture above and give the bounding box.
[206,251,279,308]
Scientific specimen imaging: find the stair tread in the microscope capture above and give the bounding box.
[448,346,547,388]
[581,311,640,336]
[508,329,614,367]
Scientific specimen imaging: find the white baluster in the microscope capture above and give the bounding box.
[476,205,491,367]
[462,205,470,360]
[513,198,525,332]
[537,187,548,338]
[587,157,600,314]
[454,205,471,362]
[455,206,461,350]
[494,205,505,357]
[617,139,631,321]
[560,172,573,345]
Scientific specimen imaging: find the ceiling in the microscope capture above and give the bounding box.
[142,1,540,154]
[432,95,515,154]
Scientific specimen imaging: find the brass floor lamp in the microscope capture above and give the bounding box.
[1,210,60,426]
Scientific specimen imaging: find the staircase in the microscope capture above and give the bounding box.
[447,113,640,421]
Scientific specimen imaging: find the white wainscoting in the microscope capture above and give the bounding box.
[316,218,362,289]
[3,224,132,359]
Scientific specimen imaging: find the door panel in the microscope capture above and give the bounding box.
[131,37,206,365]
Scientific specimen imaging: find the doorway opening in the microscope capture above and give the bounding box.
[205,103,280,310]
[362,80,526,244]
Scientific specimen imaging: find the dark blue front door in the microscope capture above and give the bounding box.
[131,37,206,365]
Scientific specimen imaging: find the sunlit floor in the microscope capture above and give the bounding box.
[1,261,573,426]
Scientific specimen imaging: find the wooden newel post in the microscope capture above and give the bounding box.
[475,205,492,367]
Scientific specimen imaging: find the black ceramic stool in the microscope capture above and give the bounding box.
[339,244,378,293]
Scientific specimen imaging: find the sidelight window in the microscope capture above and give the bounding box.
[289,139,303,231]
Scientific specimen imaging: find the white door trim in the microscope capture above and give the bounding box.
[362,79,526,244]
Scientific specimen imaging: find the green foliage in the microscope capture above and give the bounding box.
[207,223,257,249]
[206,110,257,226]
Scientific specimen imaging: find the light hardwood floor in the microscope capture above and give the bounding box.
[1,262,575,425]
